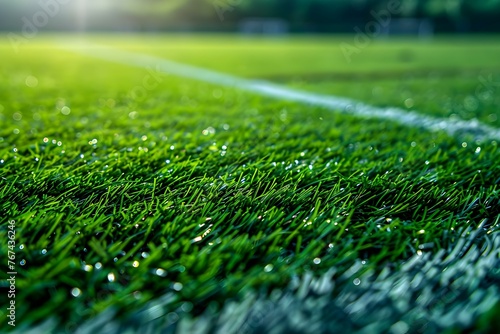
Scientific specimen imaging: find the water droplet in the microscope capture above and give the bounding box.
[353,278,361,286]
[404,98,414,108]
[173,282,183,291]
[41,249,47,255]
[95,262,102,270]
[181,302,193,313]
[25,76,38,88]
[264,264,274,272]
[167,312,179,323]
[61,106,71,115]
[19,244,24,250]
[132,261,140,268]
[202,127,216,136]
[155,268,167,277]
[108,273,116,282]
[20,259,26,266]
[313,258,321,264]
[71,288,82,297]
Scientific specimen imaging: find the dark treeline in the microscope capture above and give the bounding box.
[1,0,499,33]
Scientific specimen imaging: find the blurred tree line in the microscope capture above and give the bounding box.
[0,0,499,32]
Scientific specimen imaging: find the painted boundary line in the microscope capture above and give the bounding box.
[62,43,500,141]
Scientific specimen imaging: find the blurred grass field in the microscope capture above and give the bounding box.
[0,34,499,333]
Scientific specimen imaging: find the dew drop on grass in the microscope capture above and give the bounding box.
[61,106,71,115]
[95,262,102,270]
[19,244,24,250]
[108,273,116,282]
[404,98,414,108]
[132,261,140,268]
[83,264,92,272]
[264,264,274,272]
[172,282,183,291]
[167,312,179,323]
[71,288,81,298]
[20,259,26,266]
[155,268,167,277]
[353,278,361,286]
[41,249,47,255]
[313,258,321,265]
[181,302,193,313]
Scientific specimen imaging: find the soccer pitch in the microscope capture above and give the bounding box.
[1,34,500,333]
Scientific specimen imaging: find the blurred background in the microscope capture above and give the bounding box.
[1,0,500,34]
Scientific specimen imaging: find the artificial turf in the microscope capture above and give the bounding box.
[0,34,499,333]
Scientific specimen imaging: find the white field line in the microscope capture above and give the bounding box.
[63,43,500,141]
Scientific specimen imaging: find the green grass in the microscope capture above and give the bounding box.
[0,34,499,333]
